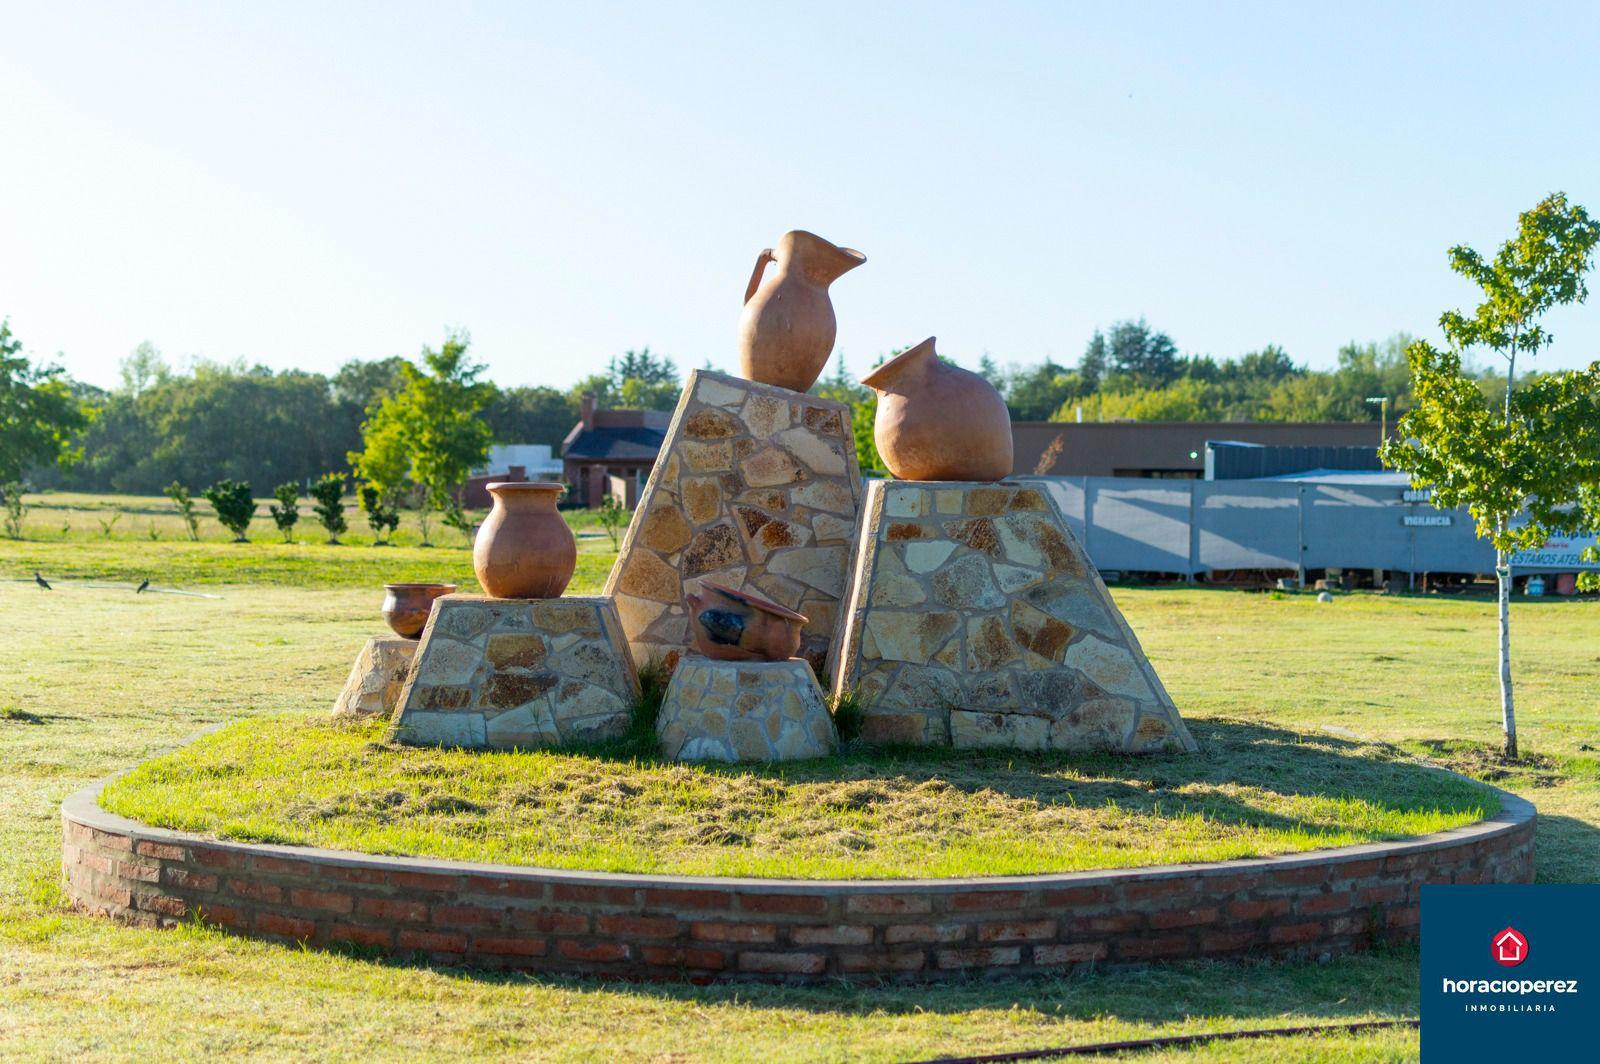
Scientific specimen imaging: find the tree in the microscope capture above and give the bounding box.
[596,494,627,548]
[202,479,257,541]
[483,385,575,447]
[360,484,400,545]
[310,473,348,543]
[268,482,300,542]
[165,481,201,541]
[2,482,25,539]
[119,342,170,397]
[0,319,91,484]
[1107,318,1180,387]
[1380,192,1600,760]
[1079,330,1108,390]
[348,330,494,547]
[1005,359,1084,420]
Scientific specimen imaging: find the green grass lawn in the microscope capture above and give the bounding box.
[3,525,1599,1061]
[101,716,1490,880]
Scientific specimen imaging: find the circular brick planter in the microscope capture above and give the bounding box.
[62,774,1534,982]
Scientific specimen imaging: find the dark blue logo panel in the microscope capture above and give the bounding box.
[1422,885,1596,1061]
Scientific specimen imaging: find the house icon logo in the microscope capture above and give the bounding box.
[1493,926,1529,968]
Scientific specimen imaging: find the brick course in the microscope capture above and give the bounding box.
[62,776,1535,983]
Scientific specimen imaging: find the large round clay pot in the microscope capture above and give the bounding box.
[382,582,457,639]
[737,230,866,392]
[472,482,576,599]
[685,582,808,662]
[863,337,1013,481]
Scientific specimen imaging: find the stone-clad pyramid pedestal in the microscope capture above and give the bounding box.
[656,657,839,763]
[831,480,1197,753]
[332,636,416,718]
[605,369,864,674]
[388,595,640,750]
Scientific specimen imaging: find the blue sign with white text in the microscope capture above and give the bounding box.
[1422,884,1597,1061]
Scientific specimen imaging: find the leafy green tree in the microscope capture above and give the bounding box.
[360,484,400,545]
[349,331,493,547]
[202,479,257,541]
[1106,318,1180,388]
[0,319,91,483]
[1381,192,1600,759]
[1005,359,1084,420]
[165,481,201,541]
[268,482,300,542]
[309,473,348,543]
[331,356,408,413]
[119,342,169,397]
[483,385,575,448]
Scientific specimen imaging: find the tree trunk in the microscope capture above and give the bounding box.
[1497,545,1518,760]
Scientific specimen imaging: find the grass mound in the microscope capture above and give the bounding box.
[101,714,1493,880]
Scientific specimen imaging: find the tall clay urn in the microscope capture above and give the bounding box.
[863,337,1014,482]
[472,482,576,599]
[737,230,866,392]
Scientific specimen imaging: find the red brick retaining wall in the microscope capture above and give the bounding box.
[62,779,1534,982]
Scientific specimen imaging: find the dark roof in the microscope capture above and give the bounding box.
[562,425,667,462]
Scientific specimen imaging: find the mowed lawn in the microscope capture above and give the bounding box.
[3,514,1599,1061]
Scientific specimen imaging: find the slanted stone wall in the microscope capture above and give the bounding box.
[657,657,838,762]
[605,370,864,674]
[332,636,416,718]
[832,480,1196,753]
[389,595,638,749]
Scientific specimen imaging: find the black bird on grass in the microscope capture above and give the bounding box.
[136,579,149,594]
[34,572,52,590]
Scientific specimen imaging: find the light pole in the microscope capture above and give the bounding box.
[1365,396,1389,445]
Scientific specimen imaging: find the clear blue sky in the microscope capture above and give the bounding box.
[3,1,1598,390]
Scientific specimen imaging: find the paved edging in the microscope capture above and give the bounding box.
[62,773,1535,982]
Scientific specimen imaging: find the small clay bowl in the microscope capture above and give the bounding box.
[382,583,457,639]
[685,581,808,662]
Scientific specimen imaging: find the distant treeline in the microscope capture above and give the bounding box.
[23,320,1520,495]
[36,346,673,495]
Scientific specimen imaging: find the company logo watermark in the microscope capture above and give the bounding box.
[1493,926,1528,968]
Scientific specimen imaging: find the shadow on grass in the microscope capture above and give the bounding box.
[294,931,1424,1021]
[569,716,1498,842]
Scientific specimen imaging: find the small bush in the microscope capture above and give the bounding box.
[202,479,257,542]
[829,686,865,743]
[360,484,400,546]
[1,482,26,540]
[269,482,300,542]
[309,474,348,544]
[597,495,627,549]
[165,482,201,541]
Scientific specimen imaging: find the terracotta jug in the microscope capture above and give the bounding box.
[381,582,457,638]
[472,482,576,599]
[862,337,1014,482]
[737,230,866,392]
[685,582,807,662]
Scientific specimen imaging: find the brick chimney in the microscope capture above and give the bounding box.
[580,392,596,430]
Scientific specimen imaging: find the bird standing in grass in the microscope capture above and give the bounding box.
[34,572,52,590]
[136,579,149,594]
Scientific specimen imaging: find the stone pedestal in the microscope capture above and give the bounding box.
[389,595,639,750]
[656,657,838,763]
[332,636,417,718]
[831,480,1196,754]
[604,369,864,674]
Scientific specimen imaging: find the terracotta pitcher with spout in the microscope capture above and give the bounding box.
[737,230,865,392]
[863,337,1013,482]
[473,482,576,599]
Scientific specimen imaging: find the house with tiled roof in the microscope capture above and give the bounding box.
[561,393,672,507]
